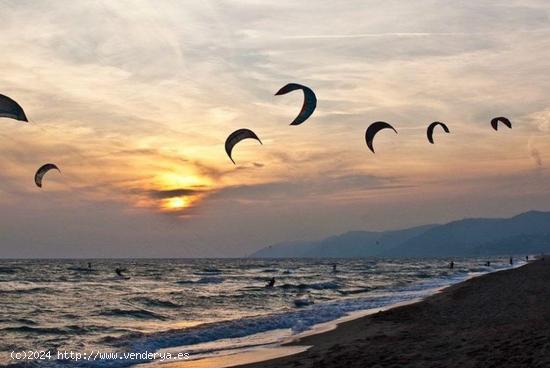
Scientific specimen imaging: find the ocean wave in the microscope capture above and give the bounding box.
[196,277,224,284]
[192,268,222,276]
[260,268,279,273]
[131,297,180,309]
[1,325,93,335]
[468,266,490,272]
[176,277,224,285]
[101,286,442,368]
[0,267,19,274]
[66,267,99,273]
[0,285,52,294]
[175,279,194,284]
[279,281,340,290]
[0,318,37,325]
[414,272,433,278]
[136,276,470,353]
[96,308,168,320]
[337,287,371,295]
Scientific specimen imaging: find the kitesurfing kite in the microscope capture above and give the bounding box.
[365,121,398,153]
[427,121,450,144]
[490,117,511,130]
[275,83,317,126]
[225,129,262,164]
[34,164,60,188]
[0,94,28,122]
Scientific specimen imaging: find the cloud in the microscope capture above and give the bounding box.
[2,1,550,256]
[145,188,204,199]
[211,173,411,204]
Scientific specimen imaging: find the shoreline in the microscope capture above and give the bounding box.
[137,289,433,368]
[138,296,433,368]
[235,259,549,368]
[144,261,530,368]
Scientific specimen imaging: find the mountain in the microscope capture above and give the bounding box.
[249,211,550,258]
[386,211,550,257]
[249,225,436,258]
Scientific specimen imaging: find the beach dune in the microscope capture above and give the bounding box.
[238,259,550,368]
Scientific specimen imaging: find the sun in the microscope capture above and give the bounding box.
[143,169,213,214]
[163,196,190,211]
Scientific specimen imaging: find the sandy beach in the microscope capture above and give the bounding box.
[232,259,550,368]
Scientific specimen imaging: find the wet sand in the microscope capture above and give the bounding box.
[146,347,310,368]
[237,259,550,368]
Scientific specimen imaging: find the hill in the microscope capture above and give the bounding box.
[249,211,550,258]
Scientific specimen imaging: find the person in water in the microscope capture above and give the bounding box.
[266,277,275,288]
[449,261,454,269]
[485,261,491,267]
[115,267,124,277]
[332,263,337,273]
[509,257,513,266]
[88,262,92,269]
[526,255,529,262]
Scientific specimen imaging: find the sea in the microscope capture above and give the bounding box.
[0,257,524,367]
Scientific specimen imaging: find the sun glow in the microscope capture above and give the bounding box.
[156,173,210,190]
[163,196,190,210]
[137,169,214,214]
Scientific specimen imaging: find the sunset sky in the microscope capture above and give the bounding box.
[1,0,550,257]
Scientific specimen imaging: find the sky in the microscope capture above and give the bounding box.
[1,0,550,257]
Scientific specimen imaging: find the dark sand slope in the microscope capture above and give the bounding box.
[240,260,550,368]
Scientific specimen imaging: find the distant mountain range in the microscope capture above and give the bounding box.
[249,211,550,258]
